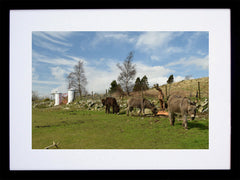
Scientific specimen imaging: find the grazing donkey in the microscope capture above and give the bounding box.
[127,97,158,116]
[101,97,120,114]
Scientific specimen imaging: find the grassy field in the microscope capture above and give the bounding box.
[32,107,208,149]
[32,77,209,149]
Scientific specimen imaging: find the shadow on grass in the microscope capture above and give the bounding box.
[188,122,208,130]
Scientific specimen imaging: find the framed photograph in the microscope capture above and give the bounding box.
[10,9,230,171]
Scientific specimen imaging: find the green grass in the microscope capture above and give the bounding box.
[32,108,208,149]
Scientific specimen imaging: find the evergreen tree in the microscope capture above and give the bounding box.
[167,74,174,96]
[109,80,118,94]
[141,75,149,90]
[133,77,141,91]
[133,75,149,91]
[109,80,123,94]
[167,74,174,84]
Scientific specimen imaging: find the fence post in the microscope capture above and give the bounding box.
[165,85,167,99]
[198,82,201,100]
[141,86,144,115]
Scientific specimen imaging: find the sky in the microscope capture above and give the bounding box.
[32,31,209,97]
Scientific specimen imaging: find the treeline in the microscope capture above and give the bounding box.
[108,75,149,95]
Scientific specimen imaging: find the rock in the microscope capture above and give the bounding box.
[87,100,93,104]
[198,106,203,113]
[136,108,152,115]
[90,102,95,107]
[120,103,127,109]
[200,99,208,107]
[197,98,208,113]
[48,102,54,107]
[144,109,153,115]
[202,107,208,113]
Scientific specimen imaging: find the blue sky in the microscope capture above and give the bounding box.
[32,31,209,97]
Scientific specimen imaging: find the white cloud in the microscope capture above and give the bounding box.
[84,59,175,93]
[33,55,186,95]
[174,75,185,82]
[32,67,39,80]
[188,56,209,70]
[51,83,69,94]
[197,50,206,56]
[39,58,75,66]
[32,52,87,94]
[33,32,72,47]
[32,80,62,85]
[33,31,72,46]
[43,31,73,41]
[166,57,187,67]
[150,55,160,61]
[33,39,70,52]
[32,31,73,52]
[65,55,88,65]
[51,66,68,81]
[166,47,183,53]
[166,55,209,70]
[135,32,174,51]
[84,62,120,94]
[102,32,128,40]
[33,51,86,67]
[92,32,136,46]
[135,62,173,86]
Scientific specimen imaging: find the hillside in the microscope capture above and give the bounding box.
[33,77,209,113]
[134,77,209,99]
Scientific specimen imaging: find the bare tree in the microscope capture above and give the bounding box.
[67,60,87,97]
[117,51,136,95]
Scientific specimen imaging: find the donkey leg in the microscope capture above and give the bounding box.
[169,112,175,126]
[162,100,165,110]
[183,115,188,129]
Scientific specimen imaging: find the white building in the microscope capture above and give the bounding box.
[67,88,75,104]
[54,92,62,106]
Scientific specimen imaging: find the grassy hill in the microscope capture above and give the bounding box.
[132,77,209,100]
